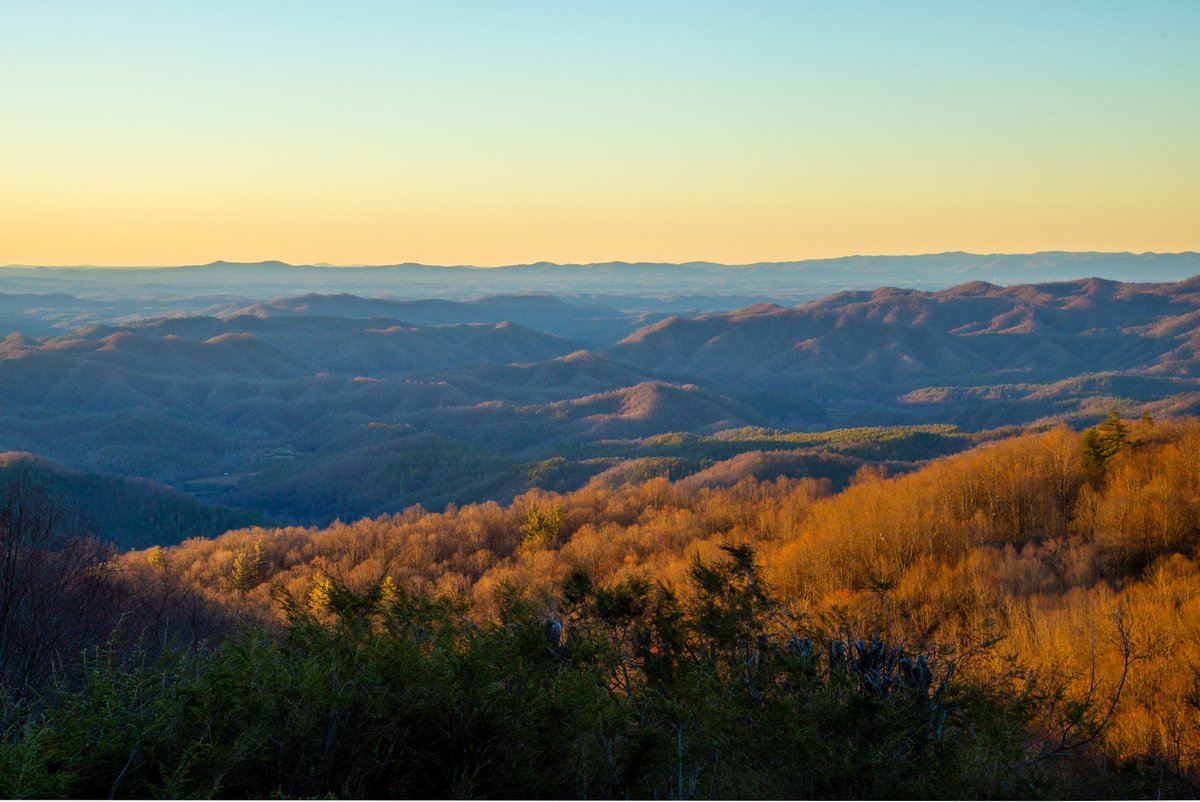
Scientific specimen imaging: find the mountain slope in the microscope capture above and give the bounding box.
[610,276,1200,425]
[0,452,262,549]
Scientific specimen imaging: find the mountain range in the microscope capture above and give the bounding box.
[2,259,1199,540]
[3,252,1197,311]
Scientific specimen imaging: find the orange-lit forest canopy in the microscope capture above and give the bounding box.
[4,417,1200,796]
[118,417,1200,784]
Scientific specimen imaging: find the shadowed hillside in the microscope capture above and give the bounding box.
[0,452,262,548]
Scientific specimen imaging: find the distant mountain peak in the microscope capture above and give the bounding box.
[198,260,295,270]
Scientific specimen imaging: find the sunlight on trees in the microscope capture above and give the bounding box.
[5,416,1199,794]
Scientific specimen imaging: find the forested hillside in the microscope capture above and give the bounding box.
[2,415,1198,796]
[0,452,262,548]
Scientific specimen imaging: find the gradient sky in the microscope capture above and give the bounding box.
[1,1,1197,266]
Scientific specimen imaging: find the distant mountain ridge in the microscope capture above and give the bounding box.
[7,250,1198,272]
[3,252,1197,305]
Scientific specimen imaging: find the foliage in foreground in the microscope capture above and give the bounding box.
[0,546,1067,800]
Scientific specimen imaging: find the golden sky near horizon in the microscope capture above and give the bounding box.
[2,2,1198,267]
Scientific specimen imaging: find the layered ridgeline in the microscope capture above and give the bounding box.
[2,273,1200,529]
[3,416,1199,797]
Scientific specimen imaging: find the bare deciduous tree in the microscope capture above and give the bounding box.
[0,478,120,691]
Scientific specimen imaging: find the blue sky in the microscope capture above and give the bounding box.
[2,1,1197,265]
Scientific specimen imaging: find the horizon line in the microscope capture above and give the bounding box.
[3,249,1198,271]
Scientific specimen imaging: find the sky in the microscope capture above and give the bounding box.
[1,0,1197,266]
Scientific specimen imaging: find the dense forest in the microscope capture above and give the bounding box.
[3,414,1200,797]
